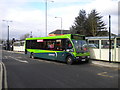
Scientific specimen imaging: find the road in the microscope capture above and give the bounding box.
[2,50,119,88]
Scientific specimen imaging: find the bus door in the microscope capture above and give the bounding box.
[54,39,67,61]
[55,39,74,61]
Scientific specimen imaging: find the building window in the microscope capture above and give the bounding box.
[101,40,114,49]
[88,40,99,48]
[117,38,120,48]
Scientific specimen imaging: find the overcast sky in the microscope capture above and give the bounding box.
[0,0,119,40]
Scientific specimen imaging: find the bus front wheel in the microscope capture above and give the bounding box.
[66,56,73,65]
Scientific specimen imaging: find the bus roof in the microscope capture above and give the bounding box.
[26,34,85,40]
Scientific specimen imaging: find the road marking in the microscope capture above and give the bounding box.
[6,51,24,54]
[17,57,22,59]
[97,72,113,78]
[1,62,8,88]
[6,51,14,53]
[4,56,8,59]
[0,62,3,90]
[9,56,28,63]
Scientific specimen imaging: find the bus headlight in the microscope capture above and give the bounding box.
[76,57,79,59]
[87,56,90,58]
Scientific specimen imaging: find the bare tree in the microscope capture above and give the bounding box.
[20,33,30,40]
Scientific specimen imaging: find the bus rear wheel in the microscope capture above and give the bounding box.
[30,53,35,59]
[66,56,73,65]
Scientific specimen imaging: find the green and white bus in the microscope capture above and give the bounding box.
[25,34,90,64]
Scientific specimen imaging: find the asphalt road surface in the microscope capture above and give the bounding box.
[2,50,119,88]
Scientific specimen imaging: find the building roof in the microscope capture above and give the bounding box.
[86,36,116,39]
[86,36,120,40]
[49,29,70,34]
[96,30,117,36]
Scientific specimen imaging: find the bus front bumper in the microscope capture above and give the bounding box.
[75,56,90,62]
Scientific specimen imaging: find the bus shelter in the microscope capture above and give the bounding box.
[86,36,120,62]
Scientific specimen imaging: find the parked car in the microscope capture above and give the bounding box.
[88,44,97,48]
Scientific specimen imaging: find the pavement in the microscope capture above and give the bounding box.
[91,60,120,68]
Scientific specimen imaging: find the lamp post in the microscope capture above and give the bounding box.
[109,15,111,63]
[55,17,63,34]
[45,0,47,37]
[45,0,54,37]
[2,20,12,50]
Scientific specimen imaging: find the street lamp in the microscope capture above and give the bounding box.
[2,20,12,50]
[109,15,111,63]
[55,17,63,34]
[45,0,54,37]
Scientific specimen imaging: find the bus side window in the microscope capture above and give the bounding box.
[56,42,61,50]
[55,39,66,51]
[66,40,73,49]
[66,39,74,52]
[55,39,63,51]
[61,39,66,51]
[47,42,54,50]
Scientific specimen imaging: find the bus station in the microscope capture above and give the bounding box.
[86,36,120,62]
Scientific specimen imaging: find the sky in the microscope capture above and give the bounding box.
[0,0,119,40]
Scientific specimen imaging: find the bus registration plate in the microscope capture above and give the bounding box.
[81,59,86,61]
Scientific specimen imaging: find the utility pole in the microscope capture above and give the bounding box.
[45,0,54,37]
[109,15,111,63]
[45,0,47,37]
[7,25,10,50]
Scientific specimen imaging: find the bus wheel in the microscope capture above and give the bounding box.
[30,53,35,59]
[66,56,73,65]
